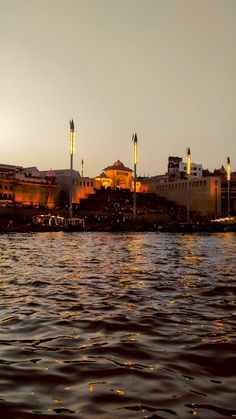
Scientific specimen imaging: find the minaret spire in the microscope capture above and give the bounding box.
[133,133,138,222]
[186,147,191,224]
[69,119,75,217]
[81,158,84,178]
[227,156,231,217]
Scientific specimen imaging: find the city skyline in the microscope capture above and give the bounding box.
[1,0,236,177]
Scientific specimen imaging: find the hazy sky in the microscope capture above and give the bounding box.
[1,0,236,177]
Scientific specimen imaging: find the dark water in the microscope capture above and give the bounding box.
[0,232,236,419]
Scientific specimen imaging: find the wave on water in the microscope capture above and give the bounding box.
[0,231,235,418]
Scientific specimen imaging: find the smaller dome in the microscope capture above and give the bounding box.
[95,171,111,179]
[113,160,124,168]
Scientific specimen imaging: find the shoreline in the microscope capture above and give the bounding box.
[1,222,235,234]
[1,207,235,234]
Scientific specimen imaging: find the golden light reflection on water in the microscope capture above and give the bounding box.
[181,275,202,289]
[115,389,124,395]
[0,232,235,417]
[215,320,224,330]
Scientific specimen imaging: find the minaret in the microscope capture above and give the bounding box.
[81,158,84,178]
[226,156,231,217]
[186,147,191,224]
[133,133,138,222]
[186,147,191,177]
[69,119,75,218]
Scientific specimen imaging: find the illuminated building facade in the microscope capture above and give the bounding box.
[168,156,202,180]
[0,164,57,208]
[213,166,236,216]
[142,176,221,217]
[95,160,139,191]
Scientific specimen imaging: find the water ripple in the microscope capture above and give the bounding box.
[0,231,235,418]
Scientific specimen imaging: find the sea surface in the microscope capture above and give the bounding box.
[0,231,236,419]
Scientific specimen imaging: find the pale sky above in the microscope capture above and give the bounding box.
[1,0,236,177]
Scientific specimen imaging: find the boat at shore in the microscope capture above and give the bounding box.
[1,213,235,233]
[0,214,85,233]
[32,214,85,232]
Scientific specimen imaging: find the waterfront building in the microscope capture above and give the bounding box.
[1,159,235,218]
[0,164,57,208]
[141,176,221,217]
[179,161,203,178]
[168,156,202,180]
[95,160,133,190]
[213,166,236,216]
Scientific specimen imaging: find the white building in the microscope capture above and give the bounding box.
[179,161,203,178]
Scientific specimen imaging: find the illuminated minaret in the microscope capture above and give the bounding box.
[81,158,84,178]
[133,133,138,222]
[226,156,231,217]
[69,119,75,218]
[186,147,191,224]
[186,147,191,177]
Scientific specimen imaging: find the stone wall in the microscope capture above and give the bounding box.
[142,176,221,217]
